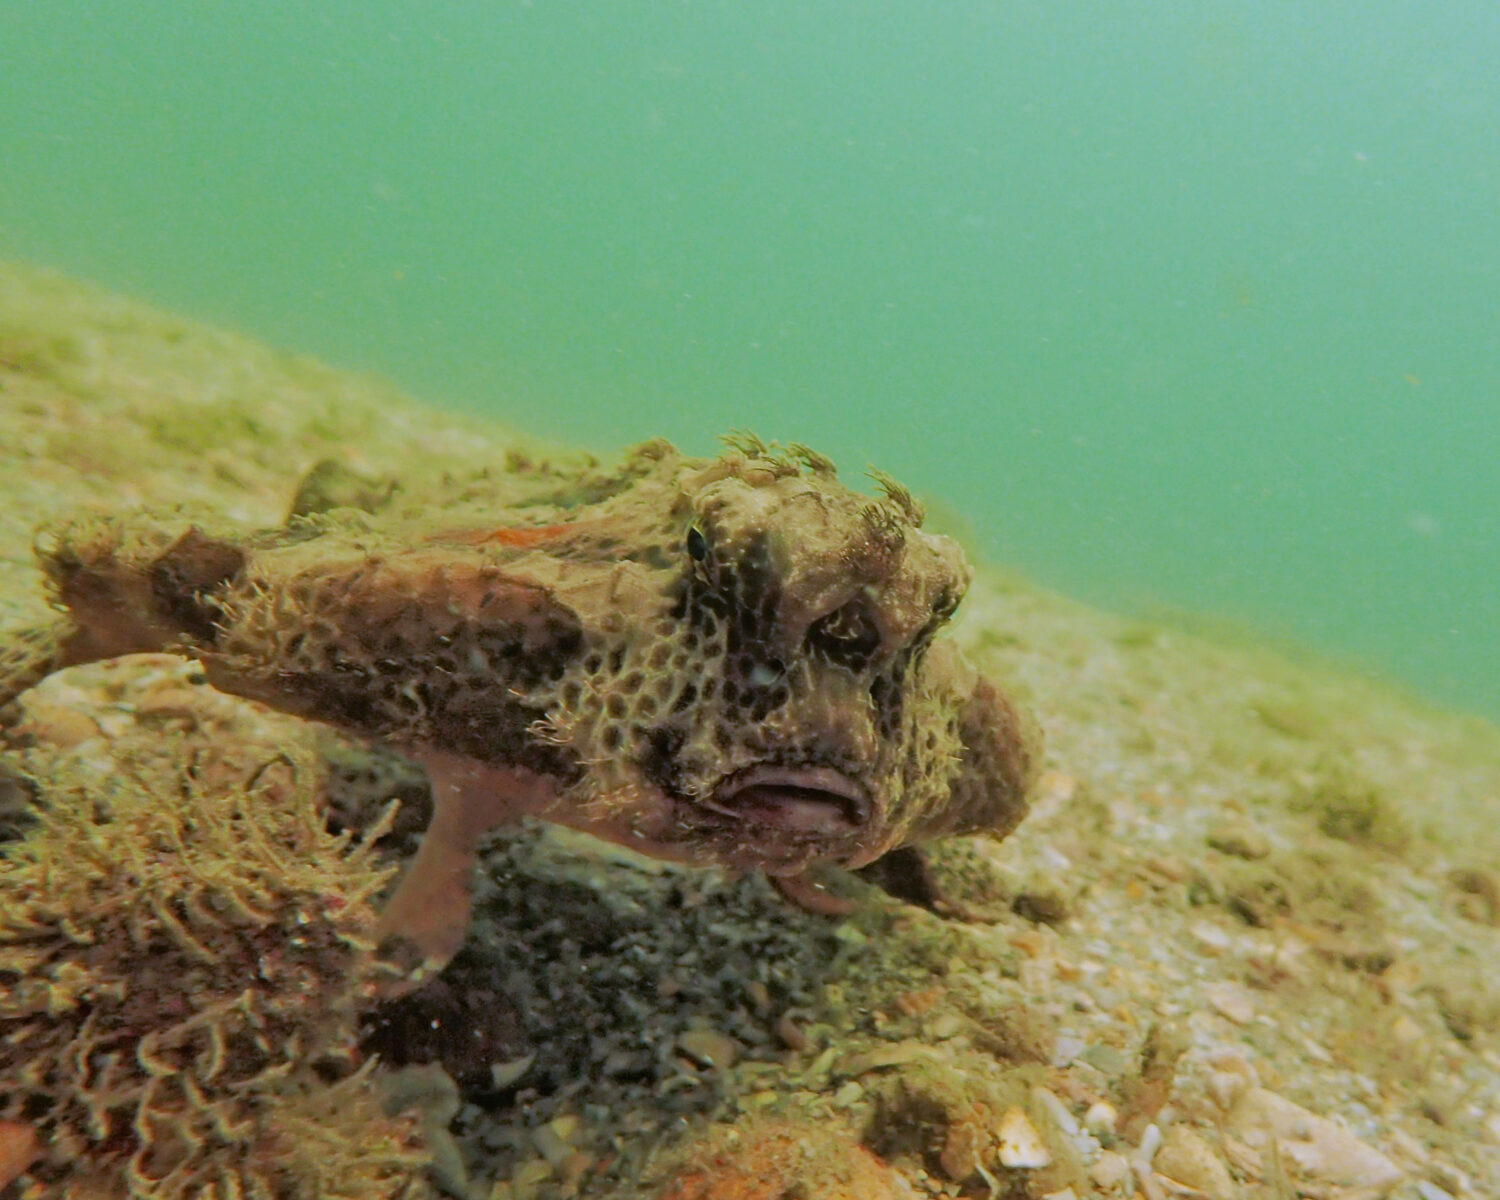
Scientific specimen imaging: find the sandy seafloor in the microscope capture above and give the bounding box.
[1,261,1498,1200]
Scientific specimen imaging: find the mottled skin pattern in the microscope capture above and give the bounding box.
[0,437,1038,970]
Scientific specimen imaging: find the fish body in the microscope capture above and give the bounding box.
[3,438,1038,964]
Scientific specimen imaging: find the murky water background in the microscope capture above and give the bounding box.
[1,1,1495,717]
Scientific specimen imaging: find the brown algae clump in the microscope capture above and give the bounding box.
[0,704,428,1197]
[1289,754,1412,853]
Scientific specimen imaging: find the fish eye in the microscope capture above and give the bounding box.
[686,526,709,562]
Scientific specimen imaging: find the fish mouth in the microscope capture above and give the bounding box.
[699,764,871,836]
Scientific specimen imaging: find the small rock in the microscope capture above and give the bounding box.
[1221,1133,1262,1178]
[1012,888,1070,925]
[1205,981,1255,1026]
[1387,1127,1430,1166]
[833,922,868,945]
[1206,1048,1259,1084]
[894,985,945,1017]
[744,980,772,1014]
[1190,920,1234,956]
[1143,854,1191,883]
[775,1012,812,1053]
[1031,1087,1078,1136]
[806,1046,838,1081]
[1052,1034,1086,1066]
[1153,1125,1237,1200]
[1431,1163,1472,1196]
[510,1158,554,1196]
[602,1048,652,1078]
[1225,1087,1402,1194]
[531,1123,574,1168]
[1208,1070,1250,1110]
[1078,1042,1129,1075]
[676,1028,740,1070]
[548,1113,581,1143]
[837,1041,929,1077]
[1208,821,1271,860]
[996,1105,1051,1169]
[488,1053,535,1091]
[1448,866,1500,925]
[1089,1150,1130,1188]
[378,1061,461,1124]
[1083,1102,1117,1135]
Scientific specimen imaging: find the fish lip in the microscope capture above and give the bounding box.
[701,764,872,834]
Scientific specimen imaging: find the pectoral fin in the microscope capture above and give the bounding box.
[374,750,562,980]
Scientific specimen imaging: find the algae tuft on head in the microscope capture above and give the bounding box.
[0,709,430,1198]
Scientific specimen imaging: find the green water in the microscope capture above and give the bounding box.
[2,2,1496,719]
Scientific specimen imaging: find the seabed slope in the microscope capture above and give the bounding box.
[1,262,1497,1200]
